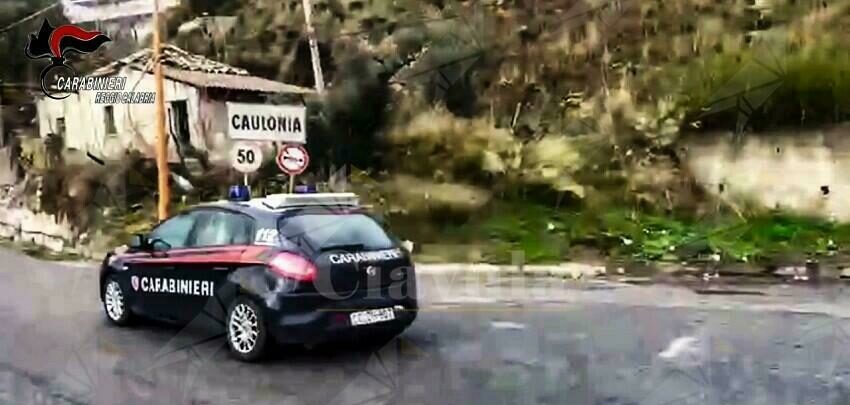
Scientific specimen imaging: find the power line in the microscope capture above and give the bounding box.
[328,0,618,39]
[381,0,635,83]
[0,0,128,36]
[332,14,461,38]
[302,0,326,94]
[397,49,486,82]
[0,2,61,35]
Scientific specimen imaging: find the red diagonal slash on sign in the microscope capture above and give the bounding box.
[276,144,310,175]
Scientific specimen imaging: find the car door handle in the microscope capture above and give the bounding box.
[212,266,229,271]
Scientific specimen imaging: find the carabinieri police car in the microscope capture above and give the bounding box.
[99,190,417,361]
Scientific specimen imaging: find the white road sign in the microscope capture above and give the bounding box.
[227,102,306,143]
[230,142,263,173]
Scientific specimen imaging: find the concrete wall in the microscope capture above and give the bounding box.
[684,124,850,220]
[0,206,75,253]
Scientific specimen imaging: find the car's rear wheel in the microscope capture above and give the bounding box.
[226,296,269,362]
[102,275,133,326]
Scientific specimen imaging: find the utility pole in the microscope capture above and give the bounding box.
[0,80,4,148]
[299,0,325,194]
[152,0,170,220]
[301,0,325,94]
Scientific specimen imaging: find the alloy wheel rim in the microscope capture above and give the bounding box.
[104,281,124,320]
[229,303,259,354]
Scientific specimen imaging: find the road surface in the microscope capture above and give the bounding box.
[3,247,850,404]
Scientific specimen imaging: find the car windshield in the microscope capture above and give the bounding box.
[277,213,395,253]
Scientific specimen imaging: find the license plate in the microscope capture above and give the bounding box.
[349,308,396,326]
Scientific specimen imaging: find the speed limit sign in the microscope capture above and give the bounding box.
[231,142,263,173]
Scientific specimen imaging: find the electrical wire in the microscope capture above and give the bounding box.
[0,0,113,35]
[0,2,61,35]
[331,14,461,38]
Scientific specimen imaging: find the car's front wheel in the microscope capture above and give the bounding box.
[226,296,269,362]
[102,275,133,326]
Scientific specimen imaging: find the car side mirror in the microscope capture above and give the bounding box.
[150,238,172,252]
[401,240,414,253]
[129,234,148,250]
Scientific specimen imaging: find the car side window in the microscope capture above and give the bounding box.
[149,213,196,249]
[227,213,254,245]
[190,210,254,247]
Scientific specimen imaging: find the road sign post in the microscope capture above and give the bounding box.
[276,144,310,194]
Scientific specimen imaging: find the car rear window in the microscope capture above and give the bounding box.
[277,213,395,252]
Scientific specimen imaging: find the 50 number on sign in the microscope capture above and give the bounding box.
[236,149,256,165]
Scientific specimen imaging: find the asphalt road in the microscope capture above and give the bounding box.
[4,248,850,404]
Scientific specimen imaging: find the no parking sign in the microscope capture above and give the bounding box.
[276,144,309,175]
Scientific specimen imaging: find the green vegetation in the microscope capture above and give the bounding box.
[681,41,850,131]
[403,202,849,265]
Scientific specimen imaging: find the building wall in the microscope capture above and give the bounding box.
[62,0,180,21]
[36,67,216,163]
[0,147,17,186]
[195,89,232,164]
[62,0,182,44]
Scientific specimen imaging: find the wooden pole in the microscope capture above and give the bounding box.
[0,80,4,148]
[301,0,325,94]
[153,0,170,220]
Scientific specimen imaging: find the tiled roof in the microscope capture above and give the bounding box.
[162,68,315,94]
[92,44,248,76]
[91,44,314,94]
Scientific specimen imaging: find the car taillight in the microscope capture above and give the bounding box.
[268,252,317,282]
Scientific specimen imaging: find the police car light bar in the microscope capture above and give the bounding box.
[228,185,251,202]
[261,193,359,210]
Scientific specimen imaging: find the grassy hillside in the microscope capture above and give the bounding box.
[4,0,850,264]
[173,0,850,264]
[169,0,850,194]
